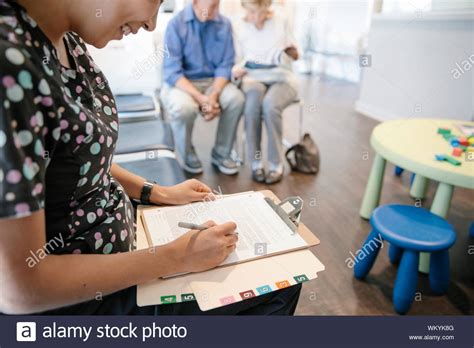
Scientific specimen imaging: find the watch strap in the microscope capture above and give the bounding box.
[140,181,156,204]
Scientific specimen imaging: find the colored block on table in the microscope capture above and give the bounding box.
[445,155,462,166]
[450,138,460,147]
[452,148,463,157]
[437,128,451,135]
[434,153,446,161]
[468,137,474,145]
[442,134,452,140]
[459,137,469,146]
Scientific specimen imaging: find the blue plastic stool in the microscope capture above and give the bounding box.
[354,204,456,314]
[393,166,416,186]
[394,166,404,176]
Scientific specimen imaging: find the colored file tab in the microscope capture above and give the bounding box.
[181,293,196,302]
[275,280,291,289]
[219,296,236,306]
[160,295,177,304]
[256,285,272,294]
[239,290,256,300]
[294,274,309,283]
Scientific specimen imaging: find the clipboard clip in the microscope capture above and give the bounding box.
[264,196,304,234]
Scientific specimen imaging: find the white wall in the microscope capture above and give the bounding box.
[87,12,175,95]
[293,0,373,82]
[356,11,473,122]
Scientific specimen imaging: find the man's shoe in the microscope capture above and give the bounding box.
[265,170,283,184]
[211,155,240,175]
[182,151,203,174]
[252,168,266,183]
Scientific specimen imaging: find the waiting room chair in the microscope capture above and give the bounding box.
[114,93,186,187]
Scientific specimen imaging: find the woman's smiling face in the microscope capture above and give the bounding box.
[74,0,162,48]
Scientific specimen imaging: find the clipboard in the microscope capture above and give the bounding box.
[140,190,320,270]
[136,190,324,311]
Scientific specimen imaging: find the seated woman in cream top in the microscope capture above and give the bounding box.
[233,0,299,184]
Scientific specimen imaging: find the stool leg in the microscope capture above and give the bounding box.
[393,250,419,314]
[354,229,383,279]
[419,183,454,273]
[360,154,386,219]
[389,243,402,264]
[429,250,450,295]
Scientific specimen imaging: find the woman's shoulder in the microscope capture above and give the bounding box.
[0,1,55,78]
[233,15,255,36]
[0,1,24,46]
[0,33,47,89]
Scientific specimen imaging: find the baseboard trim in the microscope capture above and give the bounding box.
[354,100,402,122]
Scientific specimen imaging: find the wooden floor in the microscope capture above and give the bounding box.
[190,74,474,315]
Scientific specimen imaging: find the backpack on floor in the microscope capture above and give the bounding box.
[285,133,320,174]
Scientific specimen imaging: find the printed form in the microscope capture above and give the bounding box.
[142,192,308,265]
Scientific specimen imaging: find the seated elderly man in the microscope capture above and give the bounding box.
[161,0,244,175]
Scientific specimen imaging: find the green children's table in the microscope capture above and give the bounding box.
[359,118,474,273]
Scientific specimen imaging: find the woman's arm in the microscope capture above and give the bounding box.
[110,164,214,205]
[110,163,147,200]
[0,211,238,314]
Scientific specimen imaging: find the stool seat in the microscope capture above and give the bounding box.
[371,205,456,252]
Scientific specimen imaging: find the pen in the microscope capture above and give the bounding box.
[178,221,239,235]
[178,222,209,231]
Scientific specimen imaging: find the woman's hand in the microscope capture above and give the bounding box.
[170,221,238,273]
[284,45,299,60]
[151,179,216,205]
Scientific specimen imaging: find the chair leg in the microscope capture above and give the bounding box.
[389,244,402,264]
[393,250,419,314]
[298,100,304,140]
[354,229,383,280]
[429,250,450,295]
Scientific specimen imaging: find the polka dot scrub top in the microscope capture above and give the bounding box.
[0,0,136,254]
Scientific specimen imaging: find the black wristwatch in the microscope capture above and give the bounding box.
[140,181,156,204]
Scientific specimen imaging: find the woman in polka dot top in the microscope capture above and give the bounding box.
[0,0,246,315]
